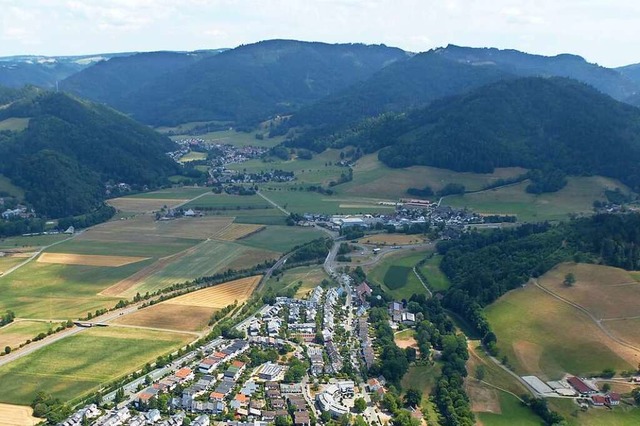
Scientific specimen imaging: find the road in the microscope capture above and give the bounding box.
[256,190,289,216]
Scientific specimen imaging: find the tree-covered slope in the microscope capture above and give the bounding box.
[116,40,408,126]
[0,92,179,217]
[60,50,223,108]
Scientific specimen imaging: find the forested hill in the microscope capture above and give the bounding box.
[0,92,179,218]
[111,40,409,126]
[60,50,224,108]
[295,77,640,191]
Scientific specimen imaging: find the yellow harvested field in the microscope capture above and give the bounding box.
[0,403,41,426]
[359,233,426,245]
[165,276,261,309]
[108,197,187,213]
[213,223,265,241]
[37,253,149,267]
[538,263,640,320]
[113,304,217,332]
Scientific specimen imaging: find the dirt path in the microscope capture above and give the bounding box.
[256,191,289,215]
[413,266,433,298]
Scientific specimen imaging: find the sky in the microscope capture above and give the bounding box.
[1,0,639,67]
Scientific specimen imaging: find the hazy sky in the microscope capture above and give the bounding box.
[1,0,639,67]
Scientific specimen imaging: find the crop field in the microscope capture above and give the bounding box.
[108,197,186,213]
[538,263,640,320]
[444,176,625,222]
[417,255,451,291]
[74,215,234,242]
[37,253,149,267]
[112,304,217,332]
[260,189,393,215]
[367,249,431,299]
[0,320,57,350]
[115,241,278,298]
[358,233,427,246]
[232,210,288,225]
[183,193,272,210]
[0,117,30,132]
[0,327,192,405]
[337,154,527,199]
[213,223,265,241]
[263,265,329,297]
[124,187,211,200]
[485,283,636,380]
[178,151,207,162]
[166,275,261,309]
[0,403,41,426]
[0,255,26,275]
[47,237,196,259]
[239,225,325,252]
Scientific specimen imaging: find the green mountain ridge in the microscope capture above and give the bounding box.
[0,91,179,218]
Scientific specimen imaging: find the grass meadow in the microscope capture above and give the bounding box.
[367,249,431,300]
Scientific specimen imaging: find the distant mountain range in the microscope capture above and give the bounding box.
[0,87,179,218]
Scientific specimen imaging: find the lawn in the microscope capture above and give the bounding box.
[0,327,192,405]
[485,284,635,379]
[418,255,451,292]
[0,320,59,350]
[367,249,431,300]
[238,225,325,253]
[443,176,625,222]
[183,193,272,210]
[262,265,329,297]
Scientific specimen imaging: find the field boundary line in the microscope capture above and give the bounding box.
[107,323,201,337]
[256,191,289,216]
[413,266,433,298]
[1,235,75,278]
[172,190,210,209]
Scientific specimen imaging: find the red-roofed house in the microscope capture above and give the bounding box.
[591,395,607,406]
[606,393,621,406]
[210,392,225,402]
[175,367,194,382]
[567,377,596,395]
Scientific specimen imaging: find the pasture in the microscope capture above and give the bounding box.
[239,225,325,252]
[0,403,41,426]
[476,393,543,426]
[171,128,284,148]
[549,398,640,426]
[0,320,58,350]
[232,210,288,225]
[166,275,262,309]
[417,255,450,291]
[183,193,271,210]
[444,176,625,222]
[0,234,66,250]
[37,253,148,267]
[367,249,431,300]
[213,223,265,241]
[178,151,207,163]
[358,233,426,246]
[0,327,192,405]
[485,283,636,380]
[108,197,185,213]
[0,255,26,275]
[112,304,216,333]
[337,154,527,199]
[123,187,210,200]
[0,117,30,132]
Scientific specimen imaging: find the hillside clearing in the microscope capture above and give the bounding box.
[0,117,30,132]
[37,253,148,267]
[165,276,261,309]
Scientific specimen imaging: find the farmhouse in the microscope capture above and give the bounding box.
[567,376,597,395]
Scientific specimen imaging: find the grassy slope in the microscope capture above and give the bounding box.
[0,174,25,199]
[444,176,626,222]
[262,265,329,297]
[418,255,450,292]
[0,327,192,405]
[367,249,430,300]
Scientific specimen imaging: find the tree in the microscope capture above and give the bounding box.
[475,365,486,381]
[563,272,576,287]
[632,387,640,404]
[602,383,611,392]
[4,346,10,354]
[354,397,367,413]
[354,415,368,426]
[114,387,125,403]
[404,388,422,408]
[274,415,292,426]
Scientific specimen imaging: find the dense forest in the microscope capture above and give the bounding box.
[436,213,640,337]
[0,91,179,217]
[291,77,640,192]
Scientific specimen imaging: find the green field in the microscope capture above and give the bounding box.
[336,154,526,200]
[263,265,329,297]
[178,151,207,163]
[383,265,412,290]
[444,176,625,222]
[0,255,24,274]
[46,238,197,258]
[368,249,430,300]
[171,128,285,148]
[120,240,279,298]
[0,174,24,200]
[477,393,543,426]
[124,187,210,200]
[0,260,146,318]
[232,210,288,225]
[0,234,68,250]
[262,189,393,215]
[239,225,325,252]
[0,117,30,132]
[418,255,451,291]
[549,398,640,426]
[485,284,634,379]
[0,327,192,405]
[183,193,272,210]
[0,320,57,350]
